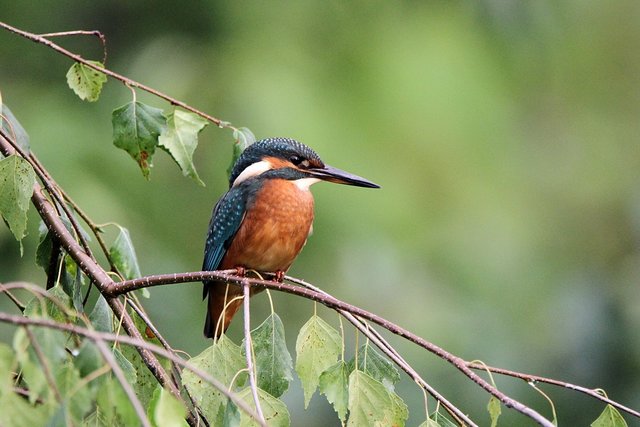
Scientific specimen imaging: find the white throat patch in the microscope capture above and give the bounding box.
[232,160,273,187]
[294,177,321,191]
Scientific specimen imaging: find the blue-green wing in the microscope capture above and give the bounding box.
[202,186,248,297]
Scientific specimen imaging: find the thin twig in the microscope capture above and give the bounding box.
[0,21,231,129]
[467,362,640,419]
[37,30,107,64]
[242,279,266,424]
[0,282,27,311]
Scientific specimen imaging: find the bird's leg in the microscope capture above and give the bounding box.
[234,266,246,277]
[274,270,285,282]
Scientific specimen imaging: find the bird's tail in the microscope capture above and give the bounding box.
[204,283,243,339]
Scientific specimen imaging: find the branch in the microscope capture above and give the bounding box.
[0,21,231,129]
[112,271,558,427]
[0,131,198,426]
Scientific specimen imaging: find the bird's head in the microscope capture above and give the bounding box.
[228,137,380,189]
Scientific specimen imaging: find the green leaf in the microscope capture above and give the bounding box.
[61,254,86,313]
[295,314,341,407]
[591,404,628,427]
[386,391,409,427]
[319,361,349,422]
[488,395,501,427]
[148,386,188,427]
[13,328,49,403]
[55,361,94,422]
[222,398,241,427]
[0,391,48,427]
[75,341,104,379]
[418,420,442,427]
[95,376,138,426]
[429,411,458,427]
[347,369,408,427]
[113,347,137,385]
[66,61,107,102]
[35,221,54,269]
[89,295,113,333]
[110,225,142,281]
[0,101,30,152]
[24,284,75,323]
[119,307,169,408]
[348,343,400,392]
[233,127,256,150]
[45,403,69,427]
[112,101,166,179]
[227,127,256,178]
[182,335,248,421]
[0,343,15,394]
[237,387,290,427]
[245,313,293,398]
[0,155,36,242]
[158,109,208,186]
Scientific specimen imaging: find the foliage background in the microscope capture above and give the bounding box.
[1,1,639,425]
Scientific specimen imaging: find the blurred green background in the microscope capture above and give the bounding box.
[1,1,639,425]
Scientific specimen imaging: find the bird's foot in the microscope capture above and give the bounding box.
[274,270,285,282]
[234,266,246,277]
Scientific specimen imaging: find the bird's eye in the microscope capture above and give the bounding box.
[289,155,302,165]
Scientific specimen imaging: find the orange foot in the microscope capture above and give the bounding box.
[274,270,285,282]
[235,266,246,277]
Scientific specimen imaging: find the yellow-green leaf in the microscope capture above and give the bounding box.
[319,361,349,422]
[148,386,188,427]
[347,369,408,427]
[158,109,208,186]
[66,61,107,102]
[591,404,628,427]
[295,314,341,407]
[237,387,290,427]
[488,396,501,427]
[183,335,247,421]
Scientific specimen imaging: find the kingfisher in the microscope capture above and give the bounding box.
[202,137,379,338]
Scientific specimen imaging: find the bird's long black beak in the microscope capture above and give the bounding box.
[309,164,380,188]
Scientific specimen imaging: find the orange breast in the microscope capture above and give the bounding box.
[221,179,315,272]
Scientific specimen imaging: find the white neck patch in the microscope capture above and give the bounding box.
[232,160,273,187]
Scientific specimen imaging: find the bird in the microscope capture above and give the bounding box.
[202,137,379,338]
